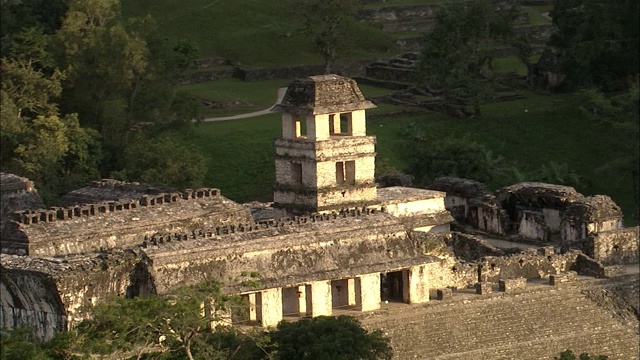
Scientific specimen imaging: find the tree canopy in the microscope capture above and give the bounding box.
[0,0,203,203]
[419,0,524,116]
[549,0,639,91]
[272,315,393,360]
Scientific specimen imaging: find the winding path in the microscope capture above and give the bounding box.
[200,87,287,122]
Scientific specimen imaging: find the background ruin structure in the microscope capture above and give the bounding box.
[1,76,638,359]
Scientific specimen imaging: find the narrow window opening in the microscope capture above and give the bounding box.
[336,161,345,184]
[329,114,339,134]
[336,161,356,185]
[340,113,352,135]
[294,115,307,138]
[292,163,303,185]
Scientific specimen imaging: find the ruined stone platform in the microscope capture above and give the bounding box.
[358,273,640,360]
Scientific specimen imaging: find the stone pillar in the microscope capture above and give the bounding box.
[356,273,381,312]
[259,288,282,327]
[408,265,430,304]
[310,280,332,317]
[248,293,258,322]
[297,285,307,315]
[347,278,356,306]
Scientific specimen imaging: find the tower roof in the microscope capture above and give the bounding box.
[271,74,376,115]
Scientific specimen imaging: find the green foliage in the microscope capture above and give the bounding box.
[0,328,54,360]
[407,135,506,186]
[118,133,207,190]
[301,0,359,72]
[1,42,102,204]
[420,0,526,115]
[73,280,229,360]
[556,349,608,360]
[272,315,392,360]
[578,85,639,223]
[549,0,639,91]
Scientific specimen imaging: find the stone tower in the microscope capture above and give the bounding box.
[271,75,377,213]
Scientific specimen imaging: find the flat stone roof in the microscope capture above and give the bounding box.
[377,186,446,205]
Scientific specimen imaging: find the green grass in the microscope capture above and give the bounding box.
[122,0,397,66]
[186,91,636,224]
[522,6,552,25]
[179,78,292,117]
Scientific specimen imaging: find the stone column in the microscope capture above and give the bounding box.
[347,278,356,306]
[310,280,332,317]
[297,285,307,315]
[408,265,429,304]
[248,293,258,322]
[356,273,380,312]
[259,288,282,327]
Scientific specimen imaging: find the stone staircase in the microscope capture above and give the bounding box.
[359,280,639,360]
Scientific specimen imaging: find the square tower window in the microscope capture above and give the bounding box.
[329,113,352,136]
[336,161,355,185]
[293,115,307,138]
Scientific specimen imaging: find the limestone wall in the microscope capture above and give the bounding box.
[590,227,639,265]
[0,267,67,341]
[145,212,418,294]
[2,189,252,257]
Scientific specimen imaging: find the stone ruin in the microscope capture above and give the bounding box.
[0,76,637,359]
[428,177,639,265]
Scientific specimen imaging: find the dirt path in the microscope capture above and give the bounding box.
[200,87,287,122]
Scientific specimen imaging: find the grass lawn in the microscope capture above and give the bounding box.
[122,0,397,66]
[187,91,636,225]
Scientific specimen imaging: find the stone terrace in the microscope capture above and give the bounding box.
[359,275,639,360]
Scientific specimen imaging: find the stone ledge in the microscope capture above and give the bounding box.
[549,271,578,285]
[498,278,527,292]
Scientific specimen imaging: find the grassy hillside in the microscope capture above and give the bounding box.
[121,0,397,66]
[181,85,635,224]
[120,1,636,224]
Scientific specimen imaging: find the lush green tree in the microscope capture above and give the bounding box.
[578,85,639,223]
[117,133,207,190]
[420,0,523,116]
[54,0,200,175]
[271,315,392,360]
[301,0,358,73]
[72,280,233,360]
[0,328,54,360]
[0,0,68,52]
[0,32,101,204]
[407,136,507,187]
[549,0,639,91]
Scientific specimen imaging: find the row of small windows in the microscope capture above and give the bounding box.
[291,161,355,185]
[291,113,353,139]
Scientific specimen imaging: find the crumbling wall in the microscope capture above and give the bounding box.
[445,233,507,262]
[590,227,639,265]
[0,173,45,220]
[480,249,579,282]
[424,247,582,290]
[3,188,252,257]
[1,250,148,327]
[145,211,423,293]
[0,267,67,341]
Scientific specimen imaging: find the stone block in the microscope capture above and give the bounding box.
[549,271,578,285]
[475,282,492,295]
[436,288,452,300]
[498,278,527,292]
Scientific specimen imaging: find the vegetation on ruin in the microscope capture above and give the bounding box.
[0,283,392,359]
[556,349,608,360]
